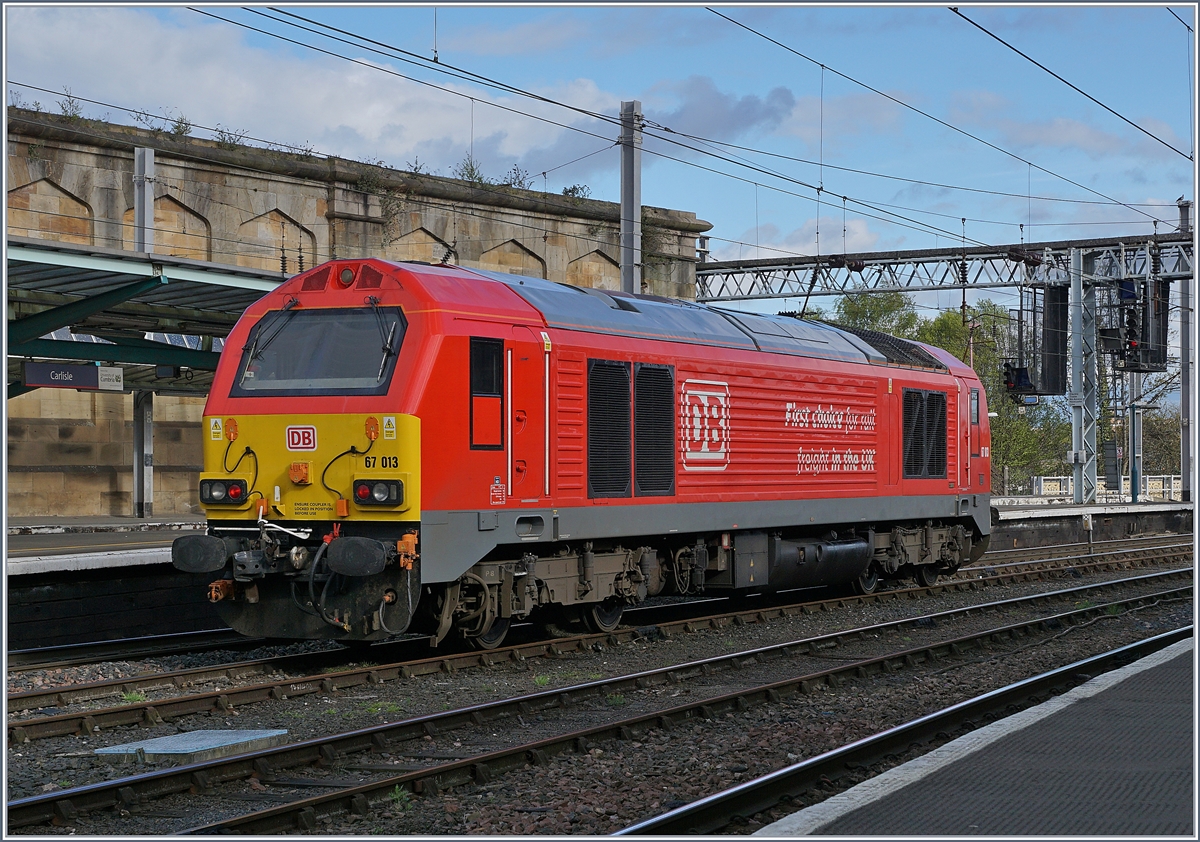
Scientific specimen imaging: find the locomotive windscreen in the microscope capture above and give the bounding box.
[230,306,406,396]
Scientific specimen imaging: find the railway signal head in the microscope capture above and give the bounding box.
[1124,309,1140,356]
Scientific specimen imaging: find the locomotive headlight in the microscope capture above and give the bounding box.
[351,478,404,507]
[200,478,249,505]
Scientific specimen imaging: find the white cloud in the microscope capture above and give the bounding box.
[711,215,881,262]
[775,91,905,151]
[3,7,620,179]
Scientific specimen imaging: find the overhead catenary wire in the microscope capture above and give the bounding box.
[949,7,1192,161]
[1166,7,1196,160]
[706,7,1174,228]
[200,7,1183,249]
[268,6,1178,215]
[10,87,1179,273]
[201,8,1006,248]
[633,123,1180,209]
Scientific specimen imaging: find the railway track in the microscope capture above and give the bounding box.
[6,630,267,673]
[7,541,1191,743]
[7,569,1191,831]
[7,537,1190,733]
[5,532,1184,672]
[615,627,1193,835]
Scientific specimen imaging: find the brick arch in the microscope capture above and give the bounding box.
[7,178,92,245]
[236,209,315,273]
[567,249,620,291]
[475,239,547,279]
[121,194,211,260]
[384,227,455,265]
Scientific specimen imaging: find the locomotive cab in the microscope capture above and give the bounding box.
[173,262,425,641]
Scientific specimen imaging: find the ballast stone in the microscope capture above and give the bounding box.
[94,729,287,765]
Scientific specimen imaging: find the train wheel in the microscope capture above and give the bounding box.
[471,617,511,650]
[583,600,624,633]
[852,565,879,595]
[916,566,939,588]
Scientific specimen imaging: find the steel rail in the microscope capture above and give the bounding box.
[974,533,1192,563]
[6,629,259,672]
[7,544,1191,740]
[8,576,1191,829]
[6,534,1183,673]
[178,591,1194,835]
[616,626,1193,835]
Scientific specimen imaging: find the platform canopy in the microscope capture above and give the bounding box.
[6,236,284,397]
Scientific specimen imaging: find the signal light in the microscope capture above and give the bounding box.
[1124,307,1140,356]
[228,484,242,500]
[356,484,370,500]
[337,267,356,288]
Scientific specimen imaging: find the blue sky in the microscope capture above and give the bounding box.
[5,2,1196,293]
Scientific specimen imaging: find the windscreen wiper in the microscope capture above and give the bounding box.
[366,296,399,380]
[243,297,299,362]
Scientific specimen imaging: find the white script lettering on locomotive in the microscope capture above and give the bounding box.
[796,446,876,475]
[785,403,875,433]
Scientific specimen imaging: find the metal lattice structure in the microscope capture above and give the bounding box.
[699,231,1195,507]
[696,232,1193,301]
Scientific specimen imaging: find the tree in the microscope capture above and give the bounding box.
[829,291,919,338]
[1140,405,1182,476]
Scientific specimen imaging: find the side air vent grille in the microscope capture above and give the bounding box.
[634,364,675,496]
[588,359,632,498]
[300,267,330,291]
[903,388,947,478]
[358,265,384,289]
[834,325,947,370]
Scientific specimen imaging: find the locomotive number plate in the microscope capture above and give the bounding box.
[286,426,318,451]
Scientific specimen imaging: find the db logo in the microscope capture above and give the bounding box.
[681,379,730,471]
[286,426,317,451]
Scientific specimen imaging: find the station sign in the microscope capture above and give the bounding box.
[23,362,124,392]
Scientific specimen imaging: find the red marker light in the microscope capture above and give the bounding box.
[228,484,242,500]
[356,484,370,500]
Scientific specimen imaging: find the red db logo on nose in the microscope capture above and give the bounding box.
[286,426,317,451]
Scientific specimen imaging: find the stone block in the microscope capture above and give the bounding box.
[95,730,288,765]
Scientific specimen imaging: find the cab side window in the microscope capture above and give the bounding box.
[470,337,504,450]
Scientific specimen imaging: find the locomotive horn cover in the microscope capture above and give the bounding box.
[327,536,389,577]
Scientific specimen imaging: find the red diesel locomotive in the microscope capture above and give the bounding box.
[172,258,992,648]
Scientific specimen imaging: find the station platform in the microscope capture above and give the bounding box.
[991,499,1191,549]
[6,515,204,575]
[7,514,205,534]
[757,637,1195,836]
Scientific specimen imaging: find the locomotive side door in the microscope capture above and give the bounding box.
[954,377,977,490]
[968,386,983,489]
[510,326,548,501]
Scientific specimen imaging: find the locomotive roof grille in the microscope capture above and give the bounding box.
[827,325,948,371]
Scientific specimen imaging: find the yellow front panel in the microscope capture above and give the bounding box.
[201,413,420,522]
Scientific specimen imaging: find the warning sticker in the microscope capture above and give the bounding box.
[382,416,397,440]
[292,500,335,516]
[490,482,507,506]
[210,418,223,440]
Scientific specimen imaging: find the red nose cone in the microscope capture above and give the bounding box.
[228,484,242,500]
